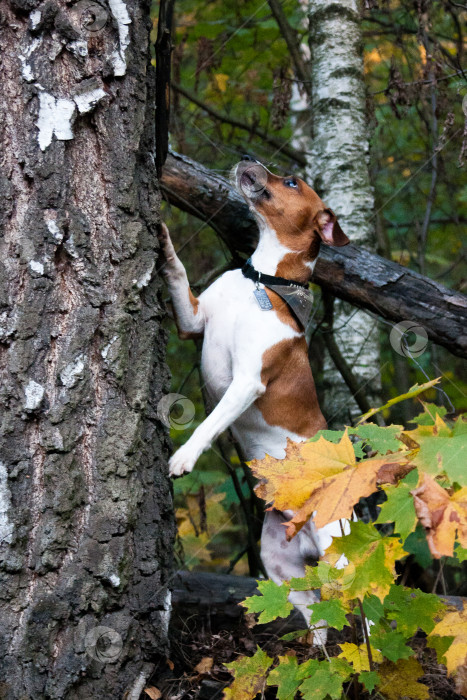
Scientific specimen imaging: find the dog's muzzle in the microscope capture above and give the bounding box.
[235,161,268,200]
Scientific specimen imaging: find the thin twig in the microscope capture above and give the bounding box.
[171,82,307,167]
[358,598,374,672]
[266,0,311,97]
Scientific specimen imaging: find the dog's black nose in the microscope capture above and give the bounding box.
[242,154,256,162]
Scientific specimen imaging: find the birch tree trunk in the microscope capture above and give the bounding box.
[0,1,174,697]
[306,0,381,426]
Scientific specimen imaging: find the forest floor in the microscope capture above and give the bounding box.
[146,607,464,700]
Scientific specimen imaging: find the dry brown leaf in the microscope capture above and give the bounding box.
[195,656,214,675]
[411,474,467,558]
[144,688,161,700]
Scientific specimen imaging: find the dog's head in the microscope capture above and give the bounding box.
[234,158,349,254]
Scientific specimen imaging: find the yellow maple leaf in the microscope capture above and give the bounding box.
[338,643,383,673]
[251,433,413,538]
[411,474,467,558]
[287,452,413,537]
[377,658,429,700]
[250,432,355,512]
[429,603,467,695]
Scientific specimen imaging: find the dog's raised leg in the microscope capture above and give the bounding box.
[169,373,266,476]
[158,223,204,338]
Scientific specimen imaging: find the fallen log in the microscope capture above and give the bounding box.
[171,570,305,634]
[161,151,467,359]
[170,570,466,630]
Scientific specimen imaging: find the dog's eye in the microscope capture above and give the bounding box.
[284,178,298,189]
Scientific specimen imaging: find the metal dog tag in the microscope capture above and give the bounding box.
[253,287,273,310]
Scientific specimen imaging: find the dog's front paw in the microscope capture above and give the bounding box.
[168,447,197,477]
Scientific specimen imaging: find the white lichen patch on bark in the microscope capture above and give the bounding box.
[0,462,13,545]
[74,88,107,114]
[108,0,131,76]
[67,40,88,59]
[133,262,154,289]
[36,91,75,151]
[101,335,119,360]
[19,37,41,83]
[109,574,120,587]
[46,219,63,243]
[60,354,86,388]
[29,260,44,275]
[30,9,41,28]
[24,380,45,410]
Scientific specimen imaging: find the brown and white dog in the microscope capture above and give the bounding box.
[159,159,350,641]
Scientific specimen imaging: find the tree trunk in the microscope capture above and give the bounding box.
[307,0,381,426]
[0,1,174,697]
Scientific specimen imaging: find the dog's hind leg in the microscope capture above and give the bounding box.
[260,509,328,645]
[158,223,205,338]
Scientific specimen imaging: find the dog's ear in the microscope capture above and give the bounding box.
[313,208,349,246]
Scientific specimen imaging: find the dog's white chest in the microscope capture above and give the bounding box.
[199,270,304,459]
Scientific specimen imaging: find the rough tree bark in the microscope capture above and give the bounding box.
[161,152,467,359]
[306,0,381,425]
[0,0,174,698]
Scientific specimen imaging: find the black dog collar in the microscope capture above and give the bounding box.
[241,259,309,289]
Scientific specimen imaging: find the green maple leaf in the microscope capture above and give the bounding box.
[362,593,385,623]
[328,657,353,680]
[308,599,349,631]
[454,544,467,562]
[326,522,403,601]
[280,629,309,641]
[411,403,447,425]
[376,470,418,542]
[290,563,331,591]
[403,415,467,485]
[241,580,293,623]
[359,670,380,692]
[384,585,445,636]
[300,666,344,700]
[403,523,433,567]
[426,633,453,665]
[266,657,302,700]
[223,647,273,700]
[267,656,319,700]
[351,423,403,454]
[370,629,414,662]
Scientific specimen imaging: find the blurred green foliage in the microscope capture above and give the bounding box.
[154,0,467,576]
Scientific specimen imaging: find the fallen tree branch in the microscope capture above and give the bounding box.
[161,151,467,359]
